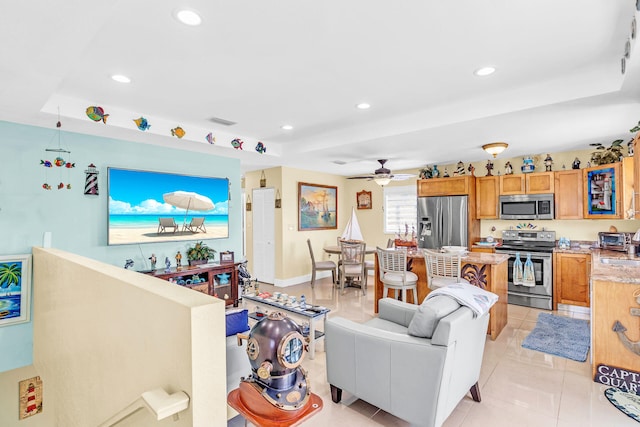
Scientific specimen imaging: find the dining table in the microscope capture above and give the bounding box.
[322,245,377,255]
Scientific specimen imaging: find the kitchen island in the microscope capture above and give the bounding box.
[590,249,640,390]
[374,249,509,340]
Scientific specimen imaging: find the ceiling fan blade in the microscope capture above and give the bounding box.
[390,173,416,181]
[347,175,374,180]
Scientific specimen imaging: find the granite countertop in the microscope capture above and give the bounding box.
[406,249,509,265]
[590,249,640,284]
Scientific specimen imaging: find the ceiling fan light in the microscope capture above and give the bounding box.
[482,142,508,158]
[374,177,391,186]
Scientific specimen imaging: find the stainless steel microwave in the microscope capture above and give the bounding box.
[499,194,554,220]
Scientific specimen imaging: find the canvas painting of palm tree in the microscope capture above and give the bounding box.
[0,254,32,326]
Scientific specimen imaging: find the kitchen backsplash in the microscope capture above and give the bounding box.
[480,219,640,241]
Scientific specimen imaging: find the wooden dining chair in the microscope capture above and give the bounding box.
[307,239,337,288]
[339,240,367,295]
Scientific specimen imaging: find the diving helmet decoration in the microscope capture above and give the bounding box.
[238,312,311,414]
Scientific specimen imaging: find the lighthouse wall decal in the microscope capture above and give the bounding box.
[84,163,99,195]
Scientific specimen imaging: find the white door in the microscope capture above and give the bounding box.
[252,188,275,284]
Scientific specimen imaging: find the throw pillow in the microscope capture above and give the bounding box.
[408,295,460,338]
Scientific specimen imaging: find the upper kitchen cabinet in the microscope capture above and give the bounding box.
[582,159,634,219]
[476,176,499,219]
[499,171,554,195]
[634,132,640,218]
[417,175,473,197]
[554,170,583,219]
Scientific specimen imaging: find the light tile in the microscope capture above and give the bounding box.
[230,277,619,427]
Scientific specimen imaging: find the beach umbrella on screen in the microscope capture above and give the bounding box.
[163,191,214,225]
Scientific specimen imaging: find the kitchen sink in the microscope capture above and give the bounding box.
[600,258,640,266]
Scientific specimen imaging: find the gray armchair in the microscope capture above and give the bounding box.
[325,297,489,427]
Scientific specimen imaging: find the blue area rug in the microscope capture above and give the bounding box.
[522,312,590,362]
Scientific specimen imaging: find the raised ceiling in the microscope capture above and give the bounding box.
[1,1,639,176]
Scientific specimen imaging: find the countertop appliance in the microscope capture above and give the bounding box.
[499,193,554,220]
[598,232,633,252]
[495,229,556,310]
[417,195,468,250]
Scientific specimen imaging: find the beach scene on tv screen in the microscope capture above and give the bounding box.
[108,168,229,245]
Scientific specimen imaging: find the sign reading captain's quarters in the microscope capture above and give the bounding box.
[595,364,640,395]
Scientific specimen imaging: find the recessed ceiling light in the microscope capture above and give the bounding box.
[474,66,496,77]
[281,125,293,130]
[175,9,202,26]
[356,103,371,110]
[111,74,131,83]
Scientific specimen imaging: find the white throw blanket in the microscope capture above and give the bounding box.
[424,282,498,317]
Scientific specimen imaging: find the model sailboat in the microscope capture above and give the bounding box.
[341,208,364,241]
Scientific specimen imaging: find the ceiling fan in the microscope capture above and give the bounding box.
[347,159,416,186]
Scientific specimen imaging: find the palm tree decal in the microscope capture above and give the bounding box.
[461,264,487,289]
[0,262,21,288]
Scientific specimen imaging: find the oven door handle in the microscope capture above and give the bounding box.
[508,290,551,299]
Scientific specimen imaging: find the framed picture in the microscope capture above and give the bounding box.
[356,190,372,210]
[298,182,338,230]
[0,254,32,327]
[583,163,620,219]
[220,251,234,264]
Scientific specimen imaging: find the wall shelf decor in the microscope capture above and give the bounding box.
[356,190,372,210]
[583,163,621,219]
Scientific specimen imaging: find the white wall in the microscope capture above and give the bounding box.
[30,247,227,427]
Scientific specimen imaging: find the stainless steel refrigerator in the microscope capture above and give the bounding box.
[417,195,468,249]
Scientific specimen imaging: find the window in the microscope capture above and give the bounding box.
[383,185,417,234]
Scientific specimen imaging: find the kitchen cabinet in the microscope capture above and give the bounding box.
[475,176,499,219]
[499,171,554,195]
[582,157,634,219]
[634,132,640,218]
[417,175,473,197]
[145,262,239,307]
[553,252,590,309]
[554,170,583,219]
[471,246,496,254]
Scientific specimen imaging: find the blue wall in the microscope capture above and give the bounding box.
[0,120,242,371]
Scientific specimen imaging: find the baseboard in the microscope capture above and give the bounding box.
[272,270,373,288]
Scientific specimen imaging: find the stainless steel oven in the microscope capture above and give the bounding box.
[495,230,555,310]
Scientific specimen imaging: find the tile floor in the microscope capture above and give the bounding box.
[228,277,637,427]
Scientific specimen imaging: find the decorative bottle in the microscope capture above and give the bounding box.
[523,253,535,287]
[513,252,524,286]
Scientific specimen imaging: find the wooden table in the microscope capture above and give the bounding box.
[373,249,509,340]
[322,245,376,255]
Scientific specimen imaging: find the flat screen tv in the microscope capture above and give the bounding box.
[108,168,229,245]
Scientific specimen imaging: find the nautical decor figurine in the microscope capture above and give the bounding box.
[124,259,134,269]
[521,156,535,173]
[544,154,553,171]
[432,165,440,178]
[572,157,581,169]
[231,312,322,422]
[485,160,494,176]
[468,163,475,176]
[504,161,513,175]
[165,257,171,272]
[149,254,157,270]
[175,251,182,266]
[454,161,465,176]
[84,163,99,195]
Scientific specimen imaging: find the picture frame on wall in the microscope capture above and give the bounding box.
[298,182,338,230]
[0,254,32,327]
[356,190,372,210]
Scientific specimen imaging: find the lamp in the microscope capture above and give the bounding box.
[482,142,508,158]
[374,176,391,187]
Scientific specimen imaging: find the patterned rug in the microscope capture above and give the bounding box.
[605,388,640,423]
[522,312,590,362]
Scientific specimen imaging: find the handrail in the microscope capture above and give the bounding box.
[98,388,190,427]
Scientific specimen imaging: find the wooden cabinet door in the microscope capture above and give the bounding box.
[526,171,554,193]
[417,176,471,196]
[499,174,525,195]
[476,176,499,218]
[634,132,640,218]
[553,253,590,309]
[554,170,583,219]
